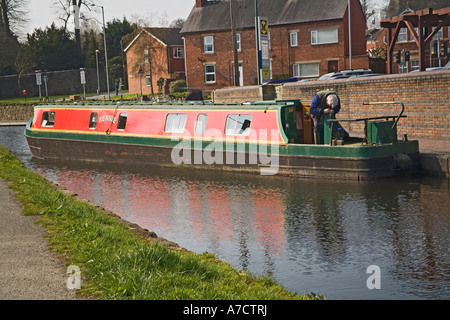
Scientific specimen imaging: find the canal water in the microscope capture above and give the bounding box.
[1,126,449,300]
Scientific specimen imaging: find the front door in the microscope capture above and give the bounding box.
[233,63,243,86]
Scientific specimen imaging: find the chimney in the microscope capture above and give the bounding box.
[195,0,206,7]
[196,0,218,7]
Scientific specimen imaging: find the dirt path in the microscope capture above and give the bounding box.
[0,179,82,300]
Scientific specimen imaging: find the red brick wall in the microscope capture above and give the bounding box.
[213,70,450,140]
[184,5,368,90]
[126,33,185,95]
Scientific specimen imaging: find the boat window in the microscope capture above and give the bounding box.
[165,114,187,133]
[195,114,208,134]
[225,114,252,136]
[117,113,127,130]
[89,112,98,129]
[41,111,56,127]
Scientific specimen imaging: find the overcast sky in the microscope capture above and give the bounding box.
[24,0,195,36]
[23,0,388,38]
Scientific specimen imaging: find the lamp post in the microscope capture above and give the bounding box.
[92,4,110,99]
[255,0,261,85]
[95,50,100,95]
[348,0,352,69]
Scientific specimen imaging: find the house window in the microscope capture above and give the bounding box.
[411,59,420,72]
[293,63,319,78]
[225,114,252,136]
[236,33,241,52]
[165,114,187,133]
[398,28,408,42]
[311,28,338,45]
[89,112,98,129]
[117,113,128,130]
[204,35,214,53]
[41,111,56,127]
[204,64,216,84]
[432,27,443,40]
[195,114,208,135]
[145,75,152,86]
[290,31,298,47]
[174,47,184,58]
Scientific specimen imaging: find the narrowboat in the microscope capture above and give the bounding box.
[24,100,420,180]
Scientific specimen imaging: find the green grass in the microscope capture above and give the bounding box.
[0,145,322,300]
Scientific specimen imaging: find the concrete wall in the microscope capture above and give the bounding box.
[213,69,450,140]
[0,68,109,99]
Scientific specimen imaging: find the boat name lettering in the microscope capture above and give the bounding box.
[98,115,116,124]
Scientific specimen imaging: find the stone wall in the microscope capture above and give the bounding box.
[0,105,34,122]
[213,69,450,140]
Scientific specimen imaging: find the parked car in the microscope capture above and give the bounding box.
[411,61,450,72]
[318,69,373,80]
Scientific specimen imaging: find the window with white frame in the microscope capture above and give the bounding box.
[204,64,216,83]
[174,47,184,58]
[236,33,241,51]
[293,63,319,78]
[411,59,419,72]
[311,28,338,45]
[432,27,443,40]
[398,28,408,42]
[290,31,298,47]
[204,35,214,53]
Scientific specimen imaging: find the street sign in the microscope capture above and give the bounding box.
[36,72,42,86]
[258,17,270,84]
[80,70,86,85]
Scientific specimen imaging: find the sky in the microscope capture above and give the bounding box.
[24,0,195,37]
[23,0,388,38]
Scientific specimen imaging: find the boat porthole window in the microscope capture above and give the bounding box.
[195,114,208,135]
[41,111,56,127]
[225,114,252,136]
[165,114,187,133]
[89,112,98,129]
[117,113,128,130]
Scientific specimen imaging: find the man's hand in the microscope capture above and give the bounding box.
[324,108,335,114]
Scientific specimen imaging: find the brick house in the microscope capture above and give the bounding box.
[180,0,368,90]
[125,28,185,95]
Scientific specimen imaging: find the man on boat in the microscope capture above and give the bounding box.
[309,90,341,144]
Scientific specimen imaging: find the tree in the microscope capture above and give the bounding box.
[82,29,100,68]
[52,0,99,46]
[24,23,84,71]
[0,30,19,75]
[0,0,27,36]
[106,18,133,59]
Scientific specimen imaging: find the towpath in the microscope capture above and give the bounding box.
[0,179,81,300]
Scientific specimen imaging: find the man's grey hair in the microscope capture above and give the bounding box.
[326,94,339,108]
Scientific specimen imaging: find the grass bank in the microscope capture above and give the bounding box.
[0,145,321,300]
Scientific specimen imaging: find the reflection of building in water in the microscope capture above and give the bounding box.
[39,161,449,299]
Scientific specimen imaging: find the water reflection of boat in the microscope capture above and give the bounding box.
[24,100,420,180]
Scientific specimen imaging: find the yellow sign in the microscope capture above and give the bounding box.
[260,20,268,35]
[263,68,270,78]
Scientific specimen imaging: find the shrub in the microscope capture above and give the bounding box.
[169,80,187,94]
